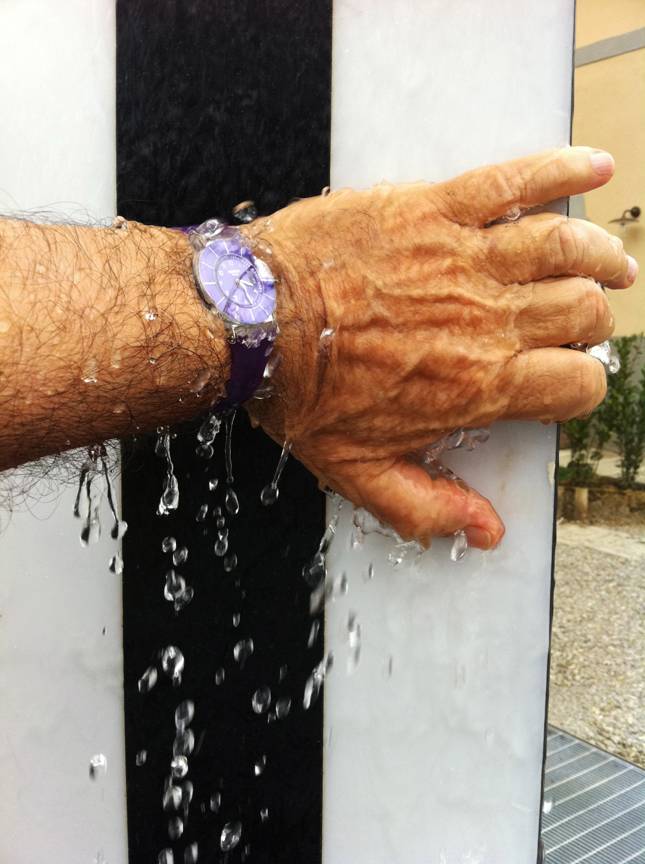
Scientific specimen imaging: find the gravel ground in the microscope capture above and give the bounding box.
[548,521,645,768]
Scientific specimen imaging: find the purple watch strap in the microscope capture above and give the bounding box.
[214,340,269,413]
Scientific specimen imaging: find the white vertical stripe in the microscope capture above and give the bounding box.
[0,3,126,864]
[324,1,572,862]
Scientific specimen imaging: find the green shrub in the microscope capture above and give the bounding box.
[562,335,645,489]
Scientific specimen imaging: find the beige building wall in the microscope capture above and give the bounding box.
[574,0,644,336]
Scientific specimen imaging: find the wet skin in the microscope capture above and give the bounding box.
[244,147,638,550]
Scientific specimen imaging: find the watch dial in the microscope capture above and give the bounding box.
[197,236,276,325]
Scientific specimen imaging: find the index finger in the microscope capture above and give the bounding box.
[434,146,615,227]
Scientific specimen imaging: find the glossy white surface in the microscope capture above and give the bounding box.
[324,1,571,862]
[0,3,126,863]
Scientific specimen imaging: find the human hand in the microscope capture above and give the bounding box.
[244,147,637,549]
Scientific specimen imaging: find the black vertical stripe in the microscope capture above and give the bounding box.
[117,2,331,861]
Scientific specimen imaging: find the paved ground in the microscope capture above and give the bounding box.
[548,521,645,768]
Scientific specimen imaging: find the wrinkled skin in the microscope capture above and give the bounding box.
[243,147,637,550]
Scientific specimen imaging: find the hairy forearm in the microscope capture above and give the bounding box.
[0,217,229,470]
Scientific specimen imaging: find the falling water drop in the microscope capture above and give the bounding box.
[225,487,240,516]
[224,410,236,485]
[209,792,221,813]
[158,849,174,864]
[307,620,320,648]
[214,668,225,685]
[275,697,291,719]
[136,750,147,766]
[157,429,179,515]
[162,781,183,812]
[232,612,241,628]
[184,842,199,864]
[260,440,291,506]
[174,700,195,730]
[109,553,124,575]
[168,816,184,840]
[254,755,267,776]
[162,536,177,553]
[89,753,107,779]
[303,653,334,710]
[138,666,158,694]
[233,638,254,667]
[223,553,238,572]
[251,687,272,714]
[214,535,229,557]
[161,646,185,686]
[450,530,469,563]
[220,821,242,852]
[346,612,361,674]
[173,729,195,758]
[208,478,219,492]
[173,546,189,566]
[171,756,189,779]
[195,503,208,522]
[543,799,553,815]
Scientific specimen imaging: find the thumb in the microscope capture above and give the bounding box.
[340,457,505,550]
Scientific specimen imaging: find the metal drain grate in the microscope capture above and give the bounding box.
[542,726,645,863]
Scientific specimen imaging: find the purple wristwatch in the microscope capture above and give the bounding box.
[186,219,277,411]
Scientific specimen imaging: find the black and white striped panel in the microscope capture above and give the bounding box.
[0,1,575,862]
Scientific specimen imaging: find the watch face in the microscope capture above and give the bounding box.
[196,235,276,326]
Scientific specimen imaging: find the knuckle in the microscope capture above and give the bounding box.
[581,280,610,338]
[553,218,584,270]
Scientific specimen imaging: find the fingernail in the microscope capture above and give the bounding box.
[465,526,494,550]
[589,150,614,178]
[627,255,639,284]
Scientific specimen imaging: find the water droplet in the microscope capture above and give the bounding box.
[89,753,107,779]
[214,536,229,557]
[173,729,195,758]
[171,755,189,779]
[279,664,288,682]
[254,755,267,776]
[220,821,242,852]
[214,667,226,685]
[260,484,279,506]
[158,850,174,864]
[190,369,211,395]
[184,842,199,864]
[168,816,184,840]
[138,666,158,694]
[367,563,375,581]
[174,700,195,730]
[109,553,124,575]
[157,431,180,515]
[275,697,291,719]
[232,200,258,223]
[232,612,241,628]
[450,530,469,563]
[224,410,236,485]
[173,546,189,566]
[162,536,177,553]
[195,443,214,459]
[543,799,553,814]
[225,487,240,516]
[161,646,185,686]
[233,638,254,667]
[251,686,272,714]
[208,478,219,492]
[195,504,208,522]
[164,569,186,602]
[109,516,127,544]
[209,792,221,813]
[136,749,147,766]
[173,585,194,613]
[303,653,334,710]
[346,612,361,674]
[162,781,182,812]
[82,358,99,384]
[307,620,320,648]
[144,309,158,321]
[223,553,238,572]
